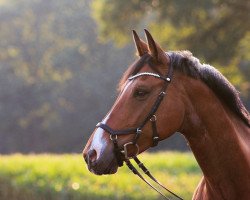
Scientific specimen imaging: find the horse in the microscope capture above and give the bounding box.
[83,29,250,200]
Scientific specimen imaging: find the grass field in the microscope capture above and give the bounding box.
[0,152,202,200]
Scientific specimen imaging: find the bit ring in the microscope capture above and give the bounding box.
[110,134,118,141]
[123,142,139,159]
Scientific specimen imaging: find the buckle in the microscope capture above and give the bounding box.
[152,136,159,146]
[159,91,166,97]
[166,77,171,82]
[136,128,142,135]
[153,136,159,141]
[150,115,157,122]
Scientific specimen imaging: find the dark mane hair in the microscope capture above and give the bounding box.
[171,51,250,127]
[119,51,250,127]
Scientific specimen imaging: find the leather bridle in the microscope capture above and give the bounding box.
[96,54,183,200]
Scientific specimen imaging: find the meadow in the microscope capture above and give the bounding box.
[0,152,202,200]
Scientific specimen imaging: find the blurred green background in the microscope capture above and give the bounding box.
[0,152,202,200]
[0,0,249,153]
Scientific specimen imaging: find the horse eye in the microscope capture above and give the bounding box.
[133,89,149,99]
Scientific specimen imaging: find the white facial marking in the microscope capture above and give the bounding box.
[91,113,110,159]
[90,80,133,158]
[91,127,107,158]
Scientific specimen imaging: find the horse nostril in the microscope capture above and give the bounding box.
[88,149,97,163]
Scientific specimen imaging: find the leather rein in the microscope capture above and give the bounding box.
[96,54,183,200]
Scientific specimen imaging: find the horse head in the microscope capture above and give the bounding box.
[83,30,185,175]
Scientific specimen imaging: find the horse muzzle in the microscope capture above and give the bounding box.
[83,148,118,175]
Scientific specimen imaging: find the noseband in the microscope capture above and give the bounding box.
[96,55,183,200]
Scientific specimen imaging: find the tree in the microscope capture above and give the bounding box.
[0,0,248,153]
[0,0,134,153]
[92,0,250,92]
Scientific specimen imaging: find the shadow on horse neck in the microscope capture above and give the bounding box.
[168,51,250,199]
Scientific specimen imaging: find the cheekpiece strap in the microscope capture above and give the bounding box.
[150,115,159,147]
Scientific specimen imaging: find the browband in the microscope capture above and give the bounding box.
[129,72,171,82]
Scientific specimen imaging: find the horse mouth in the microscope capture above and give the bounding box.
[90,164,118,175]
[86,158,119,175]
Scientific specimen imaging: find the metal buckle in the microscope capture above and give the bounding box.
[110,134,118,141]
[136,128,142,134]
[150,115,157,122]
[122,142,139,159]
[153,136,159,141]
[159,91,166,96]
[166,77,171,82]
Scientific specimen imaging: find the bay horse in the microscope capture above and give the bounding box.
[83,30,250,200]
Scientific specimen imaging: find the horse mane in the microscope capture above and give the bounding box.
[118,51,250,127]
[170,51,250,127]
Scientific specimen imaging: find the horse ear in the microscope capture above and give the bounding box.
[132,30,148,57]
[144,29,168,64]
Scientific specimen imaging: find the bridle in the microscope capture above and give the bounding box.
[96,54,183,200]
[97,54,173,163]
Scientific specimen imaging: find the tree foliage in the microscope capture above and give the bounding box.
[92,0,250,92]
[0,0,249,153]
[92,0,249,60]
[0,0,135,153]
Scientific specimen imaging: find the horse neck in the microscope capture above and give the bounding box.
[179,75,250,197]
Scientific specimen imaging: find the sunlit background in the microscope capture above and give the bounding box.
[0,0,249,199]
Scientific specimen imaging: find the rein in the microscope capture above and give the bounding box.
[96,55,183,200]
